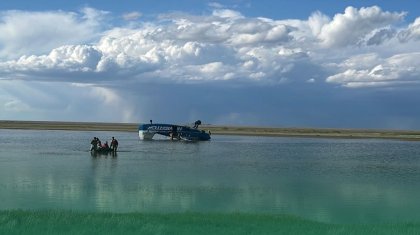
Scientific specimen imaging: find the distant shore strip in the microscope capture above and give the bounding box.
[1,120,420,141]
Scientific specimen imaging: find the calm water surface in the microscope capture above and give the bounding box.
[1,129,420,224]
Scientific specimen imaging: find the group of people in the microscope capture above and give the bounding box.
[90,136,118,152]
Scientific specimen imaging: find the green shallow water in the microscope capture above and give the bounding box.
[1,129,420,225]
[2,210,420,235]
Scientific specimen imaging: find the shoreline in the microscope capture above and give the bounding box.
[1,120,420,141]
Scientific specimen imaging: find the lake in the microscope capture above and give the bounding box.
[1,129,420,224]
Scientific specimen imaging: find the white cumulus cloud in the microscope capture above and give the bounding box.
[327,53,420,87]
[0,5,418,89]
[317,6,405,47]
[398,17,420,42]
[0,8,108,60]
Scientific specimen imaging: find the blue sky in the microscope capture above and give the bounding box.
[1,0,419,21]
[1,1,420,129]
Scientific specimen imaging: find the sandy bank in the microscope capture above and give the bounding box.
[1,120,420,141]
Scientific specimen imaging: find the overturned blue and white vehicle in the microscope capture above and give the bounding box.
[138,122,211,141]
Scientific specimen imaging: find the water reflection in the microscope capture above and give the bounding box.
[90,151,118,159]
[1,130,420,224]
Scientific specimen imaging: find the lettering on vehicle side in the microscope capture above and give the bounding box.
[147,126,183,131]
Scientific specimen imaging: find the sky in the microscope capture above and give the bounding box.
[1,0,420,129]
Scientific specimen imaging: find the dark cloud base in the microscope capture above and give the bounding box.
[119,83,420,130]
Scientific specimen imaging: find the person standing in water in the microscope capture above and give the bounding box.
[90,137,98,151]
[111,137,118,153]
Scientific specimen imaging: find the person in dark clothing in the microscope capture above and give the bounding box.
[90,137,98,151]
[193,120,201,129]
[171,125,179,140]
[150,120,153,124]
[111,137,118,152]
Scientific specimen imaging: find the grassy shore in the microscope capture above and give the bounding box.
[1,120,420,141]
[1,210,420,235]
